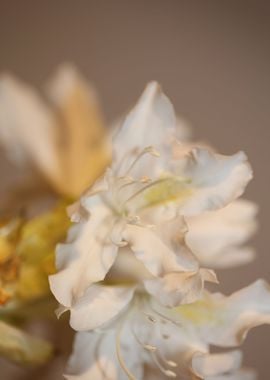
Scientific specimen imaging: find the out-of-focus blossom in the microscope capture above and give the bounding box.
[0,64,110,201]
[0,203,69,366]
[0,202,69,306]
[0,320,53,366]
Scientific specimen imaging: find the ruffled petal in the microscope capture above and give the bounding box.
[121,218,217,306]
[64,327,143,380]
[186,200,258,268]
[192,350,242,378]
[49,204,119,307]
[144,268,217,307]
[64,331,117,380]
[176,280,270,347]
[69,284,135,331]
[122,218,198,277]
[112,81,175,177]
[172,147,252,216]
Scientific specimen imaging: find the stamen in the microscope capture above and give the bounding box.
[151,352,177,378]
[110,237,128,247]
[140,176,152,183]
[131,323,157,353]
[138,299,179,376]
[166,361,178,368]
[124,146,160,176]
[158,350,178,368]
[148,303,182,327]
[142,311,157,323]
[116,322,137,380]
[122,177,174,207]
[117,177,136,192]
[95,334,112,380]
[126,215,141,224]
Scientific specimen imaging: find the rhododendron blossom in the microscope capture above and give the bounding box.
[49,82,268,379]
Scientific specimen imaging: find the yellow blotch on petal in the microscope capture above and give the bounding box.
[131,176,193,210]
[174,296,223,326]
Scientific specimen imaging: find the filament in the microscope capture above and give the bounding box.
[116,320,138,380]
[124,146,160,176]
[150,351,177,378]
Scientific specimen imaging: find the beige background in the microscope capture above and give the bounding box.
[0,1,270,378]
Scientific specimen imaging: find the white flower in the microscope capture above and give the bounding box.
[63,280,270,379]
[50,82,252,311]
[49,169,216,314]
[48,81,256,379]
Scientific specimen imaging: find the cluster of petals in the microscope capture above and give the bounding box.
[49,81,267,379]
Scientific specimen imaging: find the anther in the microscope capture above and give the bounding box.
[143,344,157,352]
[163,369,177,378]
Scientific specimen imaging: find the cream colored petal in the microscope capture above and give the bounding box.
[176,280,270,348]
[192,350,242,378]
[121,218,218,307]
[172,147,252,216]
[122,218,198,277]
[64,331,117,380]
[112,81,175,177]
[69,285,135,331]
[205,280,270,347]
[201,247,255,269]
[49,204,119,307]
[144,268,217,307]
[186,200,258,268]
[65,327,143,380]
[0,74,61,182]
[47,63,110,197]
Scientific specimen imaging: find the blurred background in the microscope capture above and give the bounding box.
[0,0,269,378]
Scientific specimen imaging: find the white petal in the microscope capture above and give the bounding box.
[192,350,242,378]
[122,218,198,277]
[172,147,252,216]
[49,204,118,307]
[205,280,270,347]
[0,74,60,181]
[186,200,258,268]
[65,326,143,380]
[176,280,270,347]
[69,285,135,331]
[64,331,117,380]
[122,219,218,307]
[203,247,255,269]
[112,82,175,177]
[144,268,217,307]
